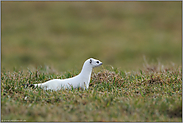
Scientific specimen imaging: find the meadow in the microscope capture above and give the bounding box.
[1,63,182,122]
[2,1,181,71]
[1,1,182,122]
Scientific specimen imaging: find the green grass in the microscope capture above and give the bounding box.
[1,1,181,72]
[1,1,182,122]
[1,63,182,122]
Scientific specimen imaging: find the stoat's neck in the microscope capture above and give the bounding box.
[79,61,93,84]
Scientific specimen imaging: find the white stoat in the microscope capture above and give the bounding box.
[32,58,102,91]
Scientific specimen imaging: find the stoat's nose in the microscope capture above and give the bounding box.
[100,62,103,65]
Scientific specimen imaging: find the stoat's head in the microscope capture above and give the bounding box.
[88,58,103,68]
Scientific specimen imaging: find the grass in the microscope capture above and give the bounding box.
[1,63,182,122]
[1,1,181,72]
[1,1,182,122]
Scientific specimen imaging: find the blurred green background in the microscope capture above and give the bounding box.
[2,1,181,72]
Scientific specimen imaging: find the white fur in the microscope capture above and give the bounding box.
[34,58,102,91]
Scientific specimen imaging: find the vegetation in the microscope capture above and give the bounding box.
[2,1,181,72]
[1,63,182,122]
[1,1,182,122]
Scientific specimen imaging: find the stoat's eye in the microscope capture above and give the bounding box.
[96,61,99,64]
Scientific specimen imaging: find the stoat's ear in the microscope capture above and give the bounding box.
[90,58,92,64]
